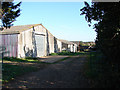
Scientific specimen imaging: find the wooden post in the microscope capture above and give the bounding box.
[2,52,3,65]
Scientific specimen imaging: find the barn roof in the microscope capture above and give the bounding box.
[58,39,74,45]
[0,24,41,34]
[70,41,80,45]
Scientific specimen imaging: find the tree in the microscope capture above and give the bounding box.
[0,1,21,29]
[80,2,120,62]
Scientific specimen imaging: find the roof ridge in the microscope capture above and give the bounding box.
[13,24,40,27]
[0,24,42,34]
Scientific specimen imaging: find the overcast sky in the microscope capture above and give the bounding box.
[13,1,96,42]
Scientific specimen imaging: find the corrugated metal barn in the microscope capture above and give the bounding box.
[0,24,62,58]
[0,24,77,58]
[58,39,77,52]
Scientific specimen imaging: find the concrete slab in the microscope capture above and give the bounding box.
[38,55,69,63]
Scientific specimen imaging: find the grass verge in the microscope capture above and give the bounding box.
[2,57,50,83]
[83,51,120,88]
[49,51,87,56]
[3,57,40,63]
[2,64,38,83]
[2,56,70,83]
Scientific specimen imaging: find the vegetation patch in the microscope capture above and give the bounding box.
[49,51,87,56]
[3,57,40,63]
[2,55,71,83]
[2,57,51,83]
[83,51,120,88]
[2,64,38,83]
[3,57,52,64]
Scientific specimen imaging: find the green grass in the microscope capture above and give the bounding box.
[84,51,120,88]
[2,56,72,83]
[3,56,71,64]
[3,57,55,64]
[2,64,38,83]
[3,57,40,63]
[2,57,50,83]
[2,52,89,84]
[49,51,87,56]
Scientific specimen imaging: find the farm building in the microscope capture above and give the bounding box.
[71,41,95,51]
[58,39,77,52]
[0,24,62,58]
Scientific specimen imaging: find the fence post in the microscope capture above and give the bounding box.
[2,52,3,65]
[90,51,92,70]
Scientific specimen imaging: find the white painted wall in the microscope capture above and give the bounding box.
[57,39,62,52]
[48,31,54,53]
[18,28,33,58]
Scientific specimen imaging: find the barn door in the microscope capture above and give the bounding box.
[35,34,45,57]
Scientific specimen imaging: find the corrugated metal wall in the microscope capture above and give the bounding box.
[48,31,54,53]
[68,44,71,52]
[62,43,78,52]
[0,24,76,58]
[18,25,47,58]
[74,44,78,52]
[18,29,34,58]
[62,43,68,51]
[35,35,45,57]
[34,25,46,57]
[0,34,18,57]
[57,39,62,52]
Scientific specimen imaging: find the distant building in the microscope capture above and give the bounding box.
[71,41,95,52]
[58,39,77,52]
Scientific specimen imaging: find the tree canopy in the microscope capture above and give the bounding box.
[80,2,120,62]
[0,1,21,29]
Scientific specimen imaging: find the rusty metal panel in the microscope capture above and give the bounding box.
[0,34,18,57]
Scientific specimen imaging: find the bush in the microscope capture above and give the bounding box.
[84,51,120,88]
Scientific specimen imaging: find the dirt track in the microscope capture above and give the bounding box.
[3,56,90,88]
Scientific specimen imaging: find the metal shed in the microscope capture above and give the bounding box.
[0,24,62,58]
[58,39,78,52]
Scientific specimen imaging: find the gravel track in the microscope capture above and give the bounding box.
[3,55,90,88]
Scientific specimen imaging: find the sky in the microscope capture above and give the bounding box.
[13,1,96,42]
